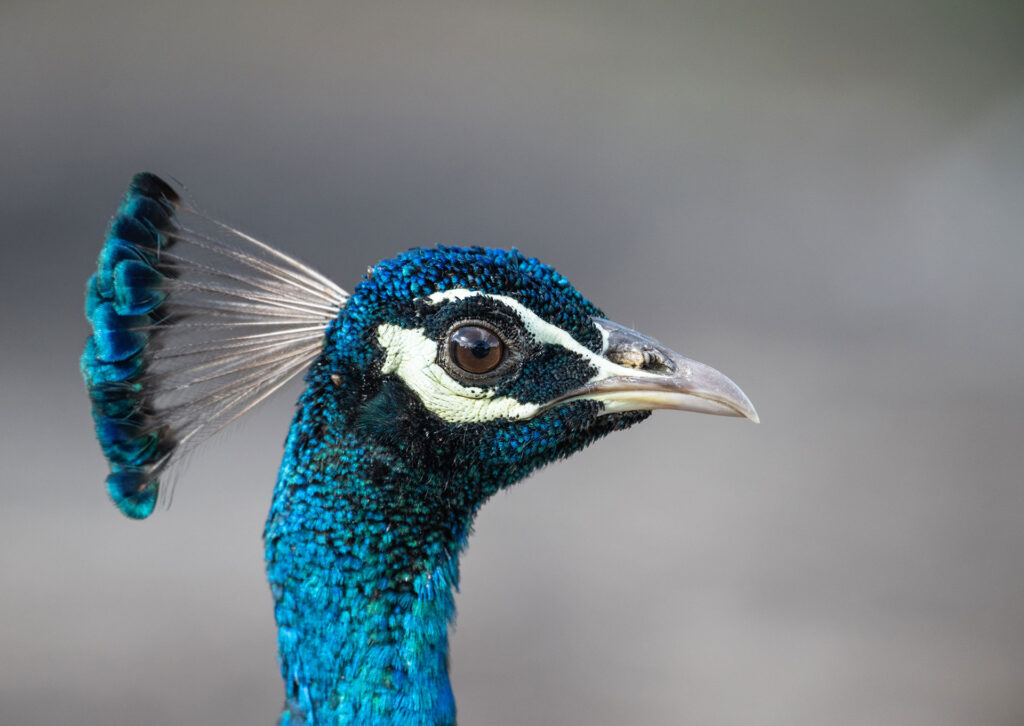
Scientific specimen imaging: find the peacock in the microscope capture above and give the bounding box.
[81,173,758,726]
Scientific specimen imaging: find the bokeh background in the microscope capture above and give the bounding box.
[2,2,1023,724]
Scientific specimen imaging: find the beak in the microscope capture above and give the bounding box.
[548,318,759,423]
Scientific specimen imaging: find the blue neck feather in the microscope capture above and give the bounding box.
[266,369,470,726]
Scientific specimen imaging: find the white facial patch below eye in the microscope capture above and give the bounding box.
[376,323,541,424]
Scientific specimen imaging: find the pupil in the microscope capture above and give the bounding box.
[471,340,491,358]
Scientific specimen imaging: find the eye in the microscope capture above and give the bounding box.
[449,325,505,374]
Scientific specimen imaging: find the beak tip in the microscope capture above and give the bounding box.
[736,395,759,424]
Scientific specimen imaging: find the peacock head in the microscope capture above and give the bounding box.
[82,174,757,521]
[309,246,758,497]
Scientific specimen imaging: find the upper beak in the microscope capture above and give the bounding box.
[547,318,759,423]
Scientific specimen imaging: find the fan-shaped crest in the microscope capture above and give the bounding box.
[82,173,347,518]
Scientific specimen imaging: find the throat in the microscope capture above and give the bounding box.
[264,417,467,726]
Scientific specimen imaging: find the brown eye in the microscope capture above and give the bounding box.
[449,325,504,374]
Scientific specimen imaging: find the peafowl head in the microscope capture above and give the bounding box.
[83,173,757,725]
[308,246,757,510]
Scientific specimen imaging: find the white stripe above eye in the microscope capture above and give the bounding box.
[426,289,593,358]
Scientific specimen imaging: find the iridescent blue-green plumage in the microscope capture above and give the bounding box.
[81,173,180,518]
[84,174,756,726]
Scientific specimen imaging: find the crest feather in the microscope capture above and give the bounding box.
[82,173,347,518]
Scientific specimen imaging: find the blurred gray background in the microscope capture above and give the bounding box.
[2,2,1023,725]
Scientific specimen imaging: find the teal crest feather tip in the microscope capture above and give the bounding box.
[82,173,348,518]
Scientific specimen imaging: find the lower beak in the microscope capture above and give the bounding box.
[549,318,759,423]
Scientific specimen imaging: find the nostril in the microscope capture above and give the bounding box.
[606,345,674,373]
[606,346,644,369]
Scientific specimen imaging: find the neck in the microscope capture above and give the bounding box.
[265,384,474,726]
